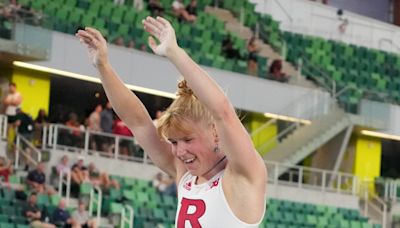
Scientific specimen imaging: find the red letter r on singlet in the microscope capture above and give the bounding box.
[177,198,206,228]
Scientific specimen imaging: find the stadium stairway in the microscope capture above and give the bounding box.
[263,106,352,170]
[204,6,317,89]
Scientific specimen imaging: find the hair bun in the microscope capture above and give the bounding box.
[177,80,193,97]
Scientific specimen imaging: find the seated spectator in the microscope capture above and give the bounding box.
[65,112,83,147]
[147,0,164,16]
[27,162,55,194]
[185,0,198,17]
[113,36,125,47]
[71,156,86,195]
[34,108,48,146]
[0,156,12,182]
[269,59,290,82]
[56,155,71,175]
[51,199,79,228]
[172,0,196,22]
[133,0,144,10]
[127,39,135,49]
[72,201,97,228]
[88,163,120,190]
[23,192,56,228]
[152,172,176,196]
[247,36,260,76]
[222,34,241,59]
[113,117,135,158]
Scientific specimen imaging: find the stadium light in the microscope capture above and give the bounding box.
[263,112,311,125]
[361,130,400,141]
[12,61,176,99]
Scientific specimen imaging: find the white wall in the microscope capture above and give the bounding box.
[268,183,359,209]
[25,29,331,119]
[249,0,400,53]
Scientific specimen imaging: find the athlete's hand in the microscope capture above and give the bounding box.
[143,16,179,58]
[75,27,109,67]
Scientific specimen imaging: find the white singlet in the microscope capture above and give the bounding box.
[5,92,21,116]
[175,170,264,228]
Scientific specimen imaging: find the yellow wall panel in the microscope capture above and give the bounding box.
[12,68,50,119]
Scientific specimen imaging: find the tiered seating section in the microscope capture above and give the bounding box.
[79,174,376,228]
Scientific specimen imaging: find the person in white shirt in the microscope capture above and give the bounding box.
[76,16,267,227]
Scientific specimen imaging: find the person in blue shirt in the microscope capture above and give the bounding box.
[51,199,79,228]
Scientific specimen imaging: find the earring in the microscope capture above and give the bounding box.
[213,144,220,153]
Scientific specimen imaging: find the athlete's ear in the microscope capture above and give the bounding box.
[211,123,219,143]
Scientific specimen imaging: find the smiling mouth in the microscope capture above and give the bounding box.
[184,157,196,164]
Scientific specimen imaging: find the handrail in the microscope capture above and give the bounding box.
[273,0,293,22]
[378,37,400,53]
[58,169,71,206]
[360,180,387,227]
[0,115,7,140]
[257,93,337,154]
[120,205,134,228]
[250,89,316,136]
[265,160,359,195]
[89,186,102,226]
[15,133,42,169]
[300,57,336,96]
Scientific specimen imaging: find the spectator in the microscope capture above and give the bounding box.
[113,36,125,46]
[56,155,71,175]
[88,104,102,151]
[71,156,86,196]
[133,0,144,10]
[113,0,124,5]
[88,162,120,190]
[2,82,22,138]
[0,157,12,182]
[51,199,79,228]
[34,108,48,146]
[152,172,176,196]
[148,0,164,16]
[140,43,147,52]
[113,117,135,158]
[100,102,113,133]
[172,0,196,22]
[185,0,198,17]
[247,36,260,76]
[72,200,97,228]
[269,59,289,82]
[27,162,55,194]
[15,108,35,141]
[127,39,135,48]
[23,192,56,228]
[64,112,83,147]
[222,34,241,59]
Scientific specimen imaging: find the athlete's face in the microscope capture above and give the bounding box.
[168,120,221,177]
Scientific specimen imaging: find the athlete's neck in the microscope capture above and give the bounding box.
[196,155,227,184]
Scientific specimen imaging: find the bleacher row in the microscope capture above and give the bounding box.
[0,171,379,228]
[78,174,380,228]
[10,0,269,78]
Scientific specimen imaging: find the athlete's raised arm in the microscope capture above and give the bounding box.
[143,16,266,186]
[75,28,177,176]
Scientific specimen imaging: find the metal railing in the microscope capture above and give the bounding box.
[120,205,134,228]
[265,160,359,195]
[15,133,42,169]
[256,92,336,154]
[89,186,102,226]
[58,169,71,207]
[0,115,7,140]
[360,180,387,227]
[42,124,150,164]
